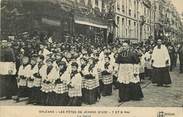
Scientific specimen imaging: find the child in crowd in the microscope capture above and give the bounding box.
[67,62,82,106]
[15,56,31,102]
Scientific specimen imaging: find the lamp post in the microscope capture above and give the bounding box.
[139,15,146,42]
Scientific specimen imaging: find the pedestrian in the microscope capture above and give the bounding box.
[167,42,175,71]
[116,42,144,102]
[178,42,183,73]
[138,47,146,81]
[144,48,153,80]
[151,39,172,87]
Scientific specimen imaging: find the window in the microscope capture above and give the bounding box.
[129,9,131,16]
[144,7,146,15]
[117,1,120,11]
[117,16,120,25]
[117,16,120,37]
[134,21,136,37]
[122,5,125,13]
[95,0,98,6]
[129,20,131,26]
[102,1,105,10]
[122,18,125,25]
[129,0,132,8]
[122,0,125,13]
[79,0,85,5]
[134,0,136,7]
[88,0,92,7]
[122,18,125,37]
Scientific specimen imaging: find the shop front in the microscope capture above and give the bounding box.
[73,12,108,45]
[30,0,74,42]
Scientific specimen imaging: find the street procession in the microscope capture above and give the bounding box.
[0,0,183,107]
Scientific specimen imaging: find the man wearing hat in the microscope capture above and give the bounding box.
[0,39,17,99]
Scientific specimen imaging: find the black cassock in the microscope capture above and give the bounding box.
[0,46,18,98]
[116,49,144,102]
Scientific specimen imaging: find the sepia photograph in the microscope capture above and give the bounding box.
[0,0,183,116]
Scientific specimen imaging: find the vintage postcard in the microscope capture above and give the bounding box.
[0,0,183,117]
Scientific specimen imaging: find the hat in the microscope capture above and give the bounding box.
[46,58,53,63]
[82,49,87,54]
[2,40,8,43]
[38,55,45,60]
[122,42,128,46]
[57,60,66,66]
[47,53,53,57]
[80,57,87,62]
[31,53,38,58]
[88,57,95,61]
[71,62,78,68]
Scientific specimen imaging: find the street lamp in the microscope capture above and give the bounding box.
[139,15,146,41]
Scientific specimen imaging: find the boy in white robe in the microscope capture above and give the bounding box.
[27,56,38,104]
[151,39,171,86]
[144,48,153,79]
[101,56,113,96]
[32,55,45,105]
[15,56,31,102]
[67,62,82,106]
[40,58,59,106]
[53,61,70,106]
[81,57,100,104]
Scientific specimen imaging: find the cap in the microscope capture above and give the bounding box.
[2,40,8,43]
[71,62,78,68]
[57,60,66,66]
[46,58,53,63]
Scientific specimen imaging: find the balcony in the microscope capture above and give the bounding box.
[73,3,109,28]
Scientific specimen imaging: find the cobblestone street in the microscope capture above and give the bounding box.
[0,67,183,107]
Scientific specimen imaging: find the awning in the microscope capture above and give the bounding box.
[75,20,108,29]
[42,18,61,26]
